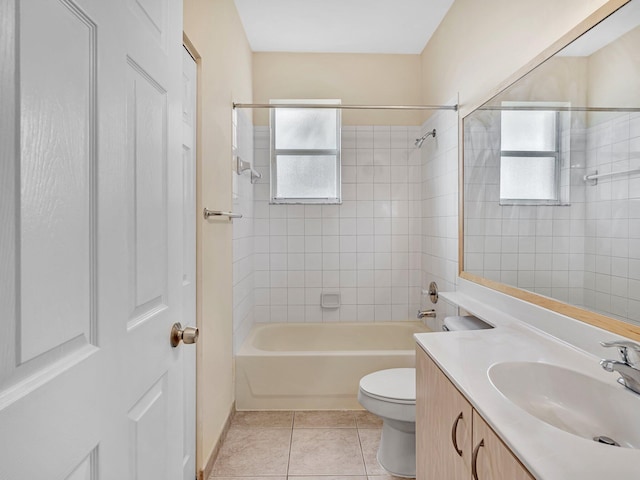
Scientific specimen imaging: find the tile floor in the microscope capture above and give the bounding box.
[209,410,412,480]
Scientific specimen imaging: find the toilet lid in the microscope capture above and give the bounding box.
[359,368,415,403]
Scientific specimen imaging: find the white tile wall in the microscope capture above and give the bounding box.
[462,108,640,326]
[232,106,639,342]
[253,125,422,323]
[419,107,460,330]
[232,110,255,351]
[583,111,640,325]
[463,109,587,306]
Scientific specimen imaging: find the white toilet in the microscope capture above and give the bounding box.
[358,367,416,477]
[358,315,491,477]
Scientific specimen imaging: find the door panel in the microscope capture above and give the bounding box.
[128,0,169,49]
[127,58,169,325]
[0,0,17,383]
[0,0,186,478]
[65,449,98,480]
[66,452,98,480]
[19,0,96,364]
[128,375,169,480]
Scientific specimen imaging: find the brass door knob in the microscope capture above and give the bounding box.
[170,322,199,347]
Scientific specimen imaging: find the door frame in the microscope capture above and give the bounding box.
[182,32,203,476]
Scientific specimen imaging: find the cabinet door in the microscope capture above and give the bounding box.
[416,346,473,480]
[472,410,534,480]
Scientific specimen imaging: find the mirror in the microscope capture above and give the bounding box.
[462,0,640,337]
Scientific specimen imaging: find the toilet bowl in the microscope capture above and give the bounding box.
[358,368,416,477]
[358,315,491,477]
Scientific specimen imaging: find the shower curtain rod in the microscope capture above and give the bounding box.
[233,102,458,111]
[478,105,640,113]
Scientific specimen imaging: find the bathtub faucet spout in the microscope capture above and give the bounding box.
[417,309,436,319]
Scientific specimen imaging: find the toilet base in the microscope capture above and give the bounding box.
[376,418,416,478]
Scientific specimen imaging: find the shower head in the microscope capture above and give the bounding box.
[415,128,436,148]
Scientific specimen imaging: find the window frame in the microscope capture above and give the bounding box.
[499,104,562,206]
[269,99,342,205]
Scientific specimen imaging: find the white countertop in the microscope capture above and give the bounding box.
[414,292,640,479]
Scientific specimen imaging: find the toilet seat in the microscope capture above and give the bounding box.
[359,368,415,405]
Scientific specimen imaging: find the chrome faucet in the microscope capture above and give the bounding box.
[417,309,436,319]
[600,340,640,395]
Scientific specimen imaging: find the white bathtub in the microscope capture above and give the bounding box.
[235,321,431,410]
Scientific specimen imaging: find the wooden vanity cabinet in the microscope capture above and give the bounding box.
[416,346,534,480]
[416,345,472,479]
[472,411,534,480]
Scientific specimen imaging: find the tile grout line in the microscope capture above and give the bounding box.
[285,412,295,478]
[354,414,369,477]
[356,429,365,474]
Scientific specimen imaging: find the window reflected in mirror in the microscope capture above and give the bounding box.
[462,0,640,327]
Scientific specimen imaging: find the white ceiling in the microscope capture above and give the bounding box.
[233,0,455,54]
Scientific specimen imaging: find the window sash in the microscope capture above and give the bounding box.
[270,102,341,204]
[499,110,561,205]
[271,152,341,203]
[499,153,560,204]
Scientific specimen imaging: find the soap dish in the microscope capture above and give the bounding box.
[320,291,341,309]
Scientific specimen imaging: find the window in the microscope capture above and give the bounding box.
[499,103,561,205]
[270,100,341,204]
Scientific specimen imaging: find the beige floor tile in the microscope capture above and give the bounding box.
[288,428,366,476]
[212,478,286,480]
[368,476,415,480]
[354,410,383,428]
[232,410,294,428]
[294,410,356,428]
[211,428,291,476]
[357,429,387,475]
[359,437,416,479]
[289,477,367,480]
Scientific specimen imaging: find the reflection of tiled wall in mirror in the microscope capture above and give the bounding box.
[463,7,640,327]
[464,108,640,326]
[583,111,640,325]
[464,108,585,307]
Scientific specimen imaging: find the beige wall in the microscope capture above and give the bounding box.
[420,0,612,111]
[489,56,588,106]
[183,0,252,475]
[252,53,422,125]
[253,1,616,126]
[588,25,640,109]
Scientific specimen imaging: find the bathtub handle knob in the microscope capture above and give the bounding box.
[170,322,200,347]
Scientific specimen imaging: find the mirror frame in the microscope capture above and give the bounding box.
[458,0,640,341]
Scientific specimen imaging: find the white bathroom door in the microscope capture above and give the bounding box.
[0,0,188,478]
[181,46,197,480]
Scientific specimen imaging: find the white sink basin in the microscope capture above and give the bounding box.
[488,361,640,449]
